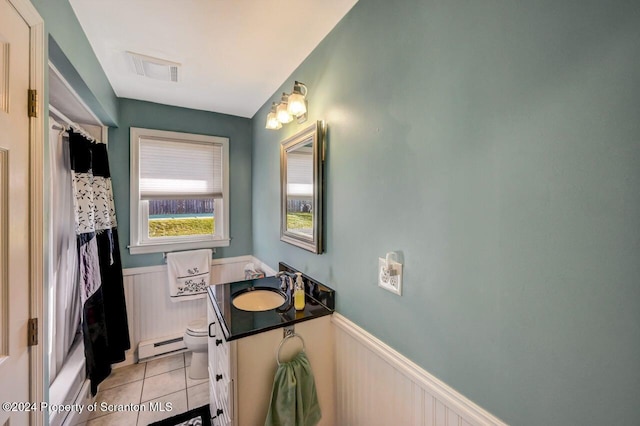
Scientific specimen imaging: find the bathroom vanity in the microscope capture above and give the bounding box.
[207,267,335,426]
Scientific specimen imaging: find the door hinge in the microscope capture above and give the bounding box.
[28,89,38,118]
[28,318,38,346]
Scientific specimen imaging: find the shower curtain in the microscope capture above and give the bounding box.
[48,120,81,384]
[68,129,130,395]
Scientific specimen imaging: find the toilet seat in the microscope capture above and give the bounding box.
[186,318,208,337]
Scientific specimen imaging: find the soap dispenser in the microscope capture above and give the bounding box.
[294,272,306,311]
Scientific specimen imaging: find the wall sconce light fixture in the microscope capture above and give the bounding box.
[265,81,308,130]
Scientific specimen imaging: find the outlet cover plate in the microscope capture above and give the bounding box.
[378,257,402,296]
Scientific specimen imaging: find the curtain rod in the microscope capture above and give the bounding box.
[49,105,102,144]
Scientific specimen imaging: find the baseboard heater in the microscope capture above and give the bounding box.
[138,333,186,361]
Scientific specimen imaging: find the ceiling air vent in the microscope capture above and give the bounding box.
[127,51,180,82]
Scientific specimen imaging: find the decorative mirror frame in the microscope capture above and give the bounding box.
[280,120,325,253]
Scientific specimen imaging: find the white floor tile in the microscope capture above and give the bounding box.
[86,410,139,426]
[187,382,209,410]
[145,353,185,378]
[89,380,143,420]
[90,353,208,426]
[141,368,186,402]
[137,390,188,425]
[185,367,208,388]
[99,363,146,391]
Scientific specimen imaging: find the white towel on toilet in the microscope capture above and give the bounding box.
[166,249,211,302]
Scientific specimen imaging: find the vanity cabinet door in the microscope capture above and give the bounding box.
[213,320,232,424]
[208,297,234,425]
[207,299,218,415]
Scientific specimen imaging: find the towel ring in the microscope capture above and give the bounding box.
[276,333,306,366]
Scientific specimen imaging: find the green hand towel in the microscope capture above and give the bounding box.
[265,351,322,426]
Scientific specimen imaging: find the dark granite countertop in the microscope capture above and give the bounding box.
[208,265,335,341]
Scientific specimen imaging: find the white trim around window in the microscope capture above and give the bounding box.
[129,127,230,255]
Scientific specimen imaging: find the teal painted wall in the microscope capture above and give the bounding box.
[251,0,640,424]
[31,0,118,125]
[111,99,253,268]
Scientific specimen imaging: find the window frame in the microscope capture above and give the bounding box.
[129,127,230,255]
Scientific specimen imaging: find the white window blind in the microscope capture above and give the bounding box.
[139,137,223,200]
[287,150,313,197]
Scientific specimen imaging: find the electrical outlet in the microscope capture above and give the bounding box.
[378,257,402,295]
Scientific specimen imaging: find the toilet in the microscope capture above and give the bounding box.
[183,318,209,379]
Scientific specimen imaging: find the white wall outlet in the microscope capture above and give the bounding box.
[378,257,403,295]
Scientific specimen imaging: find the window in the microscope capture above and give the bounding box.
[129,127,229,254]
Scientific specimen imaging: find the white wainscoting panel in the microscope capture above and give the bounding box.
[332,314,507,426]
[121,255,274,363]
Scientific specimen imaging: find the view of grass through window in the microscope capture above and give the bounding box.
[148,199,214,238]
[286,199,313,235]
[286,212,312,233]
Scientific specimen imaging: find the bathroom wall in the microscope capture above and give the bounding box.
[109,98,254,268]
[31,0,118,125]
[251,0,640,424]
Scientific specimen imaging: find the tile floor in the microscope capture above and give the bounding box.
[77,352,209,426]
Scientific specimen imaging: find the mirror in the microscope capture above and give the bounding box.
[280,121,325,253]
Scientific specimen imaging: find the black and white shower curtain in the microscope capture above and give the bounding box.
[69,129,130,395]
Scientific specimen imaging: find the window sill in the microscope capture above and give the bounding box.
[128,239,230,255]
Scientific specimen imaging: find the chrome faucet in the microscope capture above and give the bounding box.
[275,271,296,294]
[275,271,296,313]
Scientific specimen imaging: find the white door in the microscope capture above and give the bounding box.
[0,0,33,424]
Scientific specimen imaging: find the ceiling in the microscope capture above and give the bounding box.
[69,0,358,118]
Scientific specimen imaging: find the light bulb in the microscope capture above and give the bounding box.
[276,93,293,124]
[265,102,282,130]
[287,82,308,117]
[276,102,293,123]
[287,92,307,117]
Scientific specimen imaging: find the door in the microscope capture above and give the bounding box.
[0,0,33,424]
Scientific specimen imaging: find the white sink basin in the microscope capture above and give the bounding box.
[232,288,286,312]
